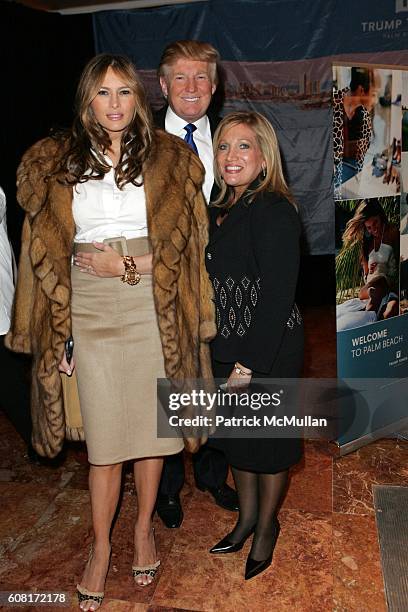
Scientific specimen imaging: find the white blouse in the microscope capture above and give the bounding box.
[73,161,148,243]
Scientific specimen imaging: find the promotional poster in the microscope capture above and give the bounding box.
[335,64,408,380]
[334,64,408,451]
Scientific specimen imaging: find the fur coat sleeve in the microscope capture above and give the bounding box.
[6,131,216,457]
[143,131,216,383]
[6,137,76,457]
[144,132,217,452]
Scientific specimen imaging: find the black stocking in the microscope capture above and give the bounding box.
[249,469,288,561]
[228,467,258,543]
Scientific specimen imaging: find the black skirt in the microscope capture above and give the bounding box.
[209,349,303,474]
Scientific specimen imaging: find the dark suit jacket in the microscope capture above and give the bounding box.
[205,190,303,374]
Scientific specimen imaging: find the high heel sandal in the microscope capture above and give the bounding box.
[132,559,161,586]
[77,585,104,611]
[209,526,255,554]
[132,528,160,587]
[245,517,280,580]
[76,545,110,610]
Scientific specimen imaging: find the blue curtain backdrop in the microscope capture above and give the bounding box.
[94,0,408,255]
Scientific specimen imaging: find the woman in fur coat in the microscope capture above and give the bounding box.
[6,54,215,610]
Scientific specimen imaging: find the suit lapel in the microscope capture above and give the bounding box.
[207,112,220,138]
[153,106,167,130]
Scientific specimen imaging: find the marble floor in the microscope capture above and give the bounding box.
[0,306,407,611]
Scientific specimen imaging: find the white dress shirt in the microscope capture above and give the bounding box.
[73,158,148,243]
[0,187,15,334]
[165,107,214,204]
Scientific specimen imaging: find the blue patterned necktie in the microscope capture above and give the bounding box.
[183,123,199,156]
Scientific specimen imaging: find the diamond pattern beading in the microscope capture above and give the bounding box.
[226,276,235,291]
[244,305,251,327]
[229,307,236,329]
[221,325,230,338]
[250,285,258,307]
[210,275,262,340]
[241,276,250,290]
[235,286,242,308]
[286,304,303,329]
[237,323,246,337]
[220,286,227,309]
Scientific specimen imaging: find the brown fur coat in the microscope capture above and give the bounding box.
[6,130,216,457]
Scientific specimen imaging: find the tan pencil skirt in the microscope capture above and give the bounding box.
[70,237,183,465]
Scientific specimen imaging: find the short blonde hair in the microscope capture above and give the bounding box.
[212,111,295,207]
[158,40,219,84]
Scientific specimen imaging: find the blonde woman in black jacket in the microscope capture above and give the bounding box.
[206,111,304,580]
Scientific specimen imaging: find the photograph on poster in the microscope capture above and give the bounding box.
[401,191,408,314]
[335,197,400,332]
[402,71,408,192]
[333,65,402,201]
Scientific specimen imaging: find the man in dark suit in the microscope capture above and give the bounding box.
[154,40,238,528]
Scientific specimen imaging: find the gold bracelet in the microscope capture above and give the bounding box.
[234,362,252,376]
[121,256,141,286]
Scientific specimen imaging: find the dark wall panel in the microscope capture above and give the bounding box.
[1,1,95,253]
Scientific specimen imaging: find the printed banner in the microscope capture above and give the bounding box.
[94,0,408,255]
[334,63,408,447]
[335,65,407,376]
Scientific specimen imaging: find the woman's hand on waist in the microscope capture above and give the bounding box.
[74,243,152,277]
[74,242,123,276]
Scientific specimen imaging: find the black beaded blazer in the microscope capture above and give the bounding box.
[205,188,303,375]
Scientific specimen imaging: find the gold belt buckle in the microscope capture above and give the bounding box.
[103,236,128,256]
